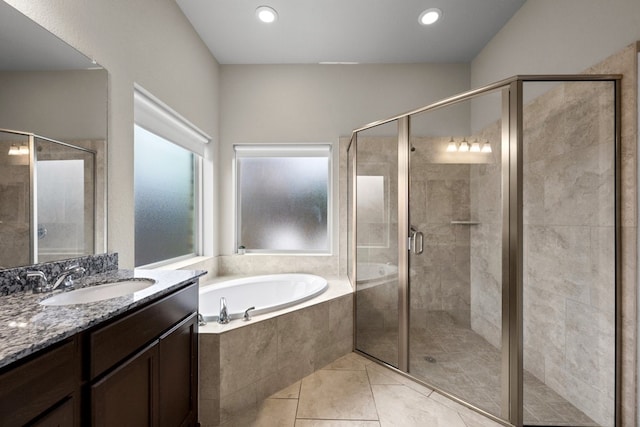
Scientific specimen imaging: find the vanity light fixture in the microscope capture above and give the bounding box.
[419,8,442,26]
[7,144,28,156]
[446,137,492,154]
[256,6,278,23]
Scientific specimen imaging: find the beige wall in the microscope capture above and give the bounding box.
[470,0,640,132]
[218,63,470,258]
[0,70,107,141]
[3,0,221,268]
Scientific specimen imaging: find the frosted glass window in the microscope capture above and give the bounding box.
[236,145,331,253]
[134,125,196,266]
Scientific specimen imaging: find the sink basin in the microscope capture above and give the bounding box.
[39,279,156,306]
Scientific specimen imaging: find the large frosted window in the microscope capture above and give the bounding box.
[235,145,331,253]
[134,125,196,266]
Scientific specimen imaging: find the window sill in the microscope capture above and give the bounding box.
[148,255,215,270]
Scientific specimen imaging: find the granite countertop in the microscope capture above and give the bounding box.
[0,268,205,370]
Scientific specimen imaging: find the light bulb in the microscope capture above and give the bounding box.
[481,142,492,153]
[8,144,20,155]
[458,139,469,152]
[18,144,29,155]
[446,138,458,152]
[419,8,442,26]
[470,139,481,152]
[256,6,278,23]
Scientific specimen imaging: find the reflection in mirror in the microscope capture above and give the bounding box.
[0,2,107,269]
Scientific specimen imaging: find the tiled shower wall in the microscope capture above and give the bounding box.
[469,46,639,426]
[0,142,29,269]
[409,142,473,327]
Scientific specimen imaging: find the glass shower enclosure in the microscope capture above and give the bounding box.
[0,128,96,268]
[348,76,620,427]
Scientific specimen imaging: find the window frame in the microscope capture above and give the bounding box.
[133,85,210,268]
[233,144,333,255]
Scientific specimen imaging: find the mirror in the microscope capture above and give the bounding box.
[0,2,107,269]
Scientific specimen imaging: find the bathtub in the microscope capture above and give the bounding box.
[199,273,328,322]
[356,262,398,284]
[198,275,353,426]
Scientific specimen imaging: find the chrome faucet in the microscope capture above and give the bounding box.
[26,270,49,294]
[243,306,255,321]
[26,264,86,294]
[218,297,230,324]
[51,265,85,290]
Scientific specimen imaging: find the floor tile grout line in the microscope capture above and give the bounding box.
[365,364,383,424]
[293,378,302,424]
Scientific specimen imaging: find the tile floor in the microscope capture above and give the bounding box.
[358,311,598,426]
[219,352,505,427]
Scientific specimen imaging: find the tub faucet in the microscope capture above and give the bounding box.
[218,297,230,324]
[243,306,255,321]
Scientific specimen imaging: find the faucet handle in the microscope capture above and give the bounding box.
[26,270,49,293]
[243,306,256,321]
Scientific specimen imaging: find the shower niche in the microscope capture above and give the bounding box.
[348,76,620,427]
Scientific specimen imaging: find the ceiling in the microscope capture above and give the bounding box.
[176,0,527,65]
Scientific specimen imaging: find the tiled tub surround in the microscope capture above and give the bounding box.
[0,253,205,369]
[198,276,353,427]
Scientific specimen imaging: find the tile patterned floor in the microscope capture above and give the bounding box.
[358,311,599,426]
[219,352,505,427]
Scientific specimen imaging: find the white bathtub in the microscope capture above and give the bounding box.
[356,262,398,284]
[199,273,328,322]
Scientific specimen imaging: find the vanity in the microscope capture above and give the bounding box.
[0,254,204,426]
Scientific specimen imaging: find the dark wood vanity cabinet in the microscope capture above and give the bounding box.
[0,338,79,427]
[87,282,199,427]
[0,280,198,427]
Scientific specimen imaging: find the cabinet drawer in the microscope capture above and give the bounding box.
[89,282,197,379]
[0,339,77,427]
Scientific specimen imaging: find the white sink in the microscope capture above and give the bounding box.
[39,279,156,306]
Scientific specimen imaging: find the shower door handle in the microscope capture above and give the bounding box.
[409,226,424,254]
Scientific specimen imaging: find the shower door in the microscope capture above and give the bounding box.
[353,120,401,367]
[407,89,506,419]
[35,137,96,262]
[351,75,620,427]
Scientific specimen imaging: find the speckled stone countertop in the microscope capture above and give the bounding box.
[0,268,205,370]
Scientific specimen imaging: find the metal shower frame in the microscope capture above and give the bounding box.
[347,74,622,427]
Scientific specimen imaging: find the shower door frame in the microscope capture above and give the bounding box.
[0,128,98,265]
[348,75,622,427]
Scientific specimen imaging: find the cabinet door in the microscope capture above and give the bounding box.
[158,313,198,427]
[91,342,159,427]
[30,397,74,427]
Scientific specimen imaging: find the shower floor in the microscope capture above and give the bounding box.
[356,311,599,426]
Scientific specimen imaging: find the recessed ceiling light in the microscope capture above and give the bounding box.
[256,6,278,23]
[419,8,442,26]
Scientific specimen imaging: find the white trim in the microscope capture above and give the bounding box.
[134,84,210,156]
[233,143,333,255]
[234,144,330,158]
